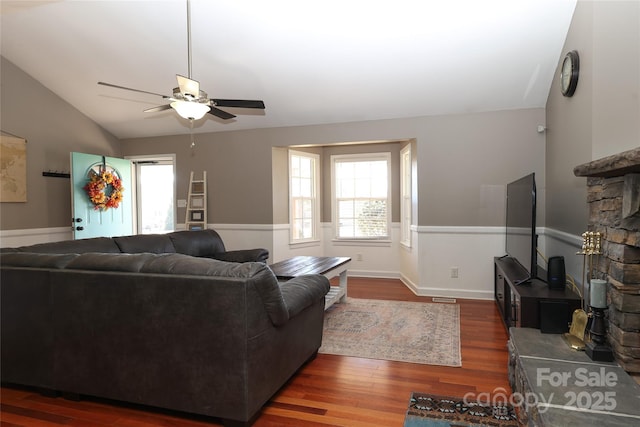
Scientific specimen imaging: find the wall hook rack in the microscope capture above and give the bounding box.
[42,171,70,178]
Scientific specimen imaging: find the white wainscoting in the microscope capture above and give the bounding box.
[321,223,402,279]
[540,227,585,291]
[410,226,506,300]
[210,223,276,263]
[1,224,583,301]
[271,224,324,263]
[407,227,584,300]
[0,227,72,248]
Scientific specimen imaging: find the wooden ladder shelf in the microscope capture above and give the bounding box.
[185,171,207,230]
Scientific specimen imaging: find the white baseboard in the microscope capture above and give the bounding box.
[399,272,494,300]
[348,269,401,279]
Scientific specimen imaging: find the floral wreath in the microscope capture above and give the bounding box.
[83,168,124,211]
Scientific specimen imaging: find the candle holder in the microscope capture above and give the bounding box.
[586,305,614,362]
[586,278,614,362]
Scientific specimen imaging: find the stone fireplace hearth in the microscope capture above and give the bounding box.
[574,147,640,372]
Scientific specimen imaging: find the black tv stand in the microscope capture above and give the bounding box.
[513,276,532,286]
[494,257,581,332]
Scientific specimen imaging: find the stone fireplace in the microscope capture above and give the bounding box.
[574,147,640,372]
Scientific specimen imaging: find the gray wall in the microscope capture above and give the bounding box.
[121,108,545,228]
[0,57,121,231]
[546,0,640,235]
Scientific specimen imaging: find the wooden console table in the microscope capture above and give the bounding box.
[270,256,351,309]
[509,328,640,426]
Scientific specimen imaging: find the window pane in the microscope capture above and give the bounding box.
[302,199,313,218]
[339,219,355,238]
[292,198,302,217]
[302,219,313,238]
[334,155,389,239]
[291,178,301,197]
[301,177,311,197]
[290,151,318,242]
[292,219,303,239]
[300,157,311,177]
[355,199,386,237]
[291,156,300,176]
[139,164,174,234]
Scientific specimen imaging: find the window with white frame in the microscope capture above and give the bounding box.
[332,153,390,240]
[400,145,412,247]
[289,150,319,242]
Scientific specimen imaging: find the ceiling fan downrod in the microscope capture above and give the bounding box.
[186,0,193,80]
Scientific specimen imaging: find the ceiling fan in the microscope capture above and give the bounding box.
[97,0,265,122]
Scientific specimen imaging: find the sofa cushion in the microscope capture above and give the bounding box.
[114,234,176,254]
[0,252,79,268]
[66,253,158,272]
[279,275,331,318]
[139,253,290,325]
[168,229,226,257]
[140,253,262,277]
[13,237,120,254]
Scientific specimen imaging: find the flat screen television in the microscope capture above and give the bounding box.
[505,173,537,283]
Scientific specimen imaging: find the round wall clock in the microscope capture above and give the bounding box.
[560,50,579,97]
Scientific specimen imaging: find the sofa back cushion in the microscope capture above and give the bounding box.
[11,237,120,254]
[0,252,79,268]
[66,253,158,272]
[168,229,226,257]
[114,234,176,254]
[140,253,256,277]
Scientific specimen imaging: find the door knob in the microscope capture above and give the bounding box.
[75,226,84,231]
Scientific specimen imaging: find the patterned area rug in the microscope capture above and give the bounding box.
[319,298,461,367]
[404,392,521,426]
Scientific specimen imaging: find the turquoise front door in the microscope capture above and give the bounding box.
[71,152,133,239]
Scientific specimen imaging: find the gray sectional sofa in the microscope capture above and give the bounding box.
[0,230,330,426]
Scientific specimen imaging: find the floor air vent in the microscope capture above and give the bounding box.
[432,297,457,303]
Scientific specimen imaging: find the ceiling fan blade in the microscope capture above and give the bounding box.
[144,104,173,113]
[208,107,236,120]
[98,81,168,98]
[176,74,200,99]
[212,99,265,109]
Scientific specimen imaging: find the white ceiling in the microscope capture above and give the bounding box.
[1,0,577,140]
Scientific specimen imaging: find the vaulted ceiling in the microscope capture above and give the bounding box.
[1,0,576,139]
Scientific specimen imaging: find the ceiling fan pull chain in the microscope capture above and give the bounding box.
[189,118,196,148]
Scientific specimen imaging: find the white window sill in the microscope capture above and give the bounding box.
[288,239,321,248]
[331,239,392,247]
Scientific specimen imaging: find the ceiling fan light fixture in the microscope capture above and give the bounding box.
[170,100,210,120]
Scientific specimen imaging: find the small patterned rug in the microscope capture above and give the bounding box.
[319,298,461,367]
[404,392,521,427]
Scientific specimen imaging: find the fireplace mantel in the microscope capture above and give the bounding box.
[574,147,640,178]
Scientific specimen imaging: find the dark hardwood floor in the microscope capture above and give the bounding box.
[1,277,510,426]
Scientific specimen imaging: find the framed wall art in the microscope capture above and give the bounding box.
[0,134,27,202]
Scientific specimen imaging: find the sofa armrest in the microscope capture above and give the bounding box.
[279,275,330,318]
[212,248,269,263]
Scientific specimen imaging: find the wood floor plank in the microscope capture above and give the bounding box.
[1,277,510,426]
